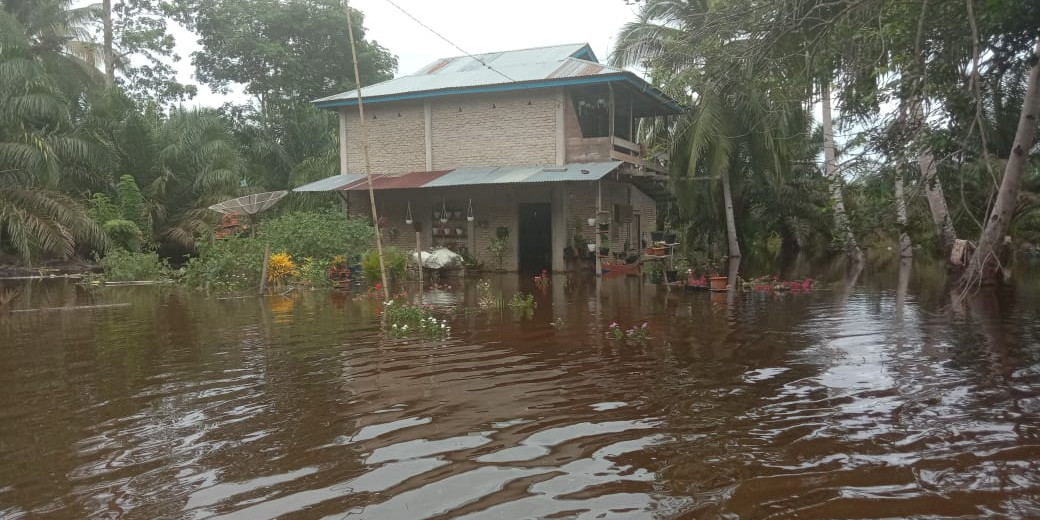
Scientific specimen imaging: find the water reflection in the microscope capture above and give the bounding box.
[1,265,1039,519]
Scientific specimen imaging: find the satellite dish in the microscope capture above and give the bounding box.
[209,190,288,237]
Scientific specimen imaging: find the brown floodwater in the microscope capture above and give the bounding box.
[2,261,1039,519]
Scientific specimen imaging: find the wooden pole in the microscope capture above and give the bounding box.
[416,231,423,304]
[344,0,390,301]
[259,243,271,296]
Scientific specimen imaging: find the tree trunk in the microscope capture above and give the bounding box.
[962,38,1040,287]
[721,169,741,258]
[821,82,863,263]
[103,0,114,85]
[911,101,956,257]
[895,170,912,258]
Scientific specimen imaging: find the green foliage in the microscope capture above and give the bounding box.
[297,257,333,288]
[97,249,166,281]
[361,247,407,282]
[487,227,511,269]
[172,0,396,113]
[508,292,535,319]
[179,236,264,292]
[384,298,450,338]
[259,209,373,262]
[476,279,501,309]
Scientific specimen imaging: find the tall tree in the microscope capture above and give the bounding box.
[962,38,1040,287]
[173,0,396,115]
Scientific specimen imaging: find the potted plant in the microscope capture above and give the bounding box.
[664,228,677,244]
[599,246,610,256]
[651,230,664,242]
[598,222,609,232]
[709,275,728,292]
[664,269,678,281]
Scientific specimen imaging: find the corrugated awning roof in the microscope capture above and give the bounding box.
[293,174,366,192]
[293,162,623,193]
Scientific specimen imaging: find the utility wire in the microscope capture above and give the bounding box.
[381,0,516,82]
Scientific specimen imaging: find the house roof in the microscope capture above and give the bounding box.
[292,162,624,192]
[313,43,680,115]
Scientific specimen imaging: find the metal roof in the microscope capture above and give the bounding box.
[293,162,623,193]
[313,43,681,114]
[293,174,366,192]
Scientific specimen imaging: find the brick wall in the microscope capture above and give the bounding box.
[430,91,558,169]
[565,180,658,259]
[344,180,658,272]
[341,101,426,175]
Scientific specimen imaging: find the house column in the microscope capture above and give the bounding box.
[338,107,349,174]
[551,183,567,272]
[424,100,433,170]
[555,88,566,166]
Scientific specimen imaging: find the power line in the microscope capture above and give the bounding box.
[380,0,516,82]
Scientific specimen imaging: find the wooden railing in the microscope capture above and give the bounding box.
[565,136,668,176]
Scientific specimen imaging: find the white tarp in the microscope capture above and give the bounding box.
[412,248,463,269]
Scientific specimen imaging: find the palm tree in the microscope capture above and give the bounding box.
[613,0,821,260]
[0,11,106,263]
[151,108,243,250]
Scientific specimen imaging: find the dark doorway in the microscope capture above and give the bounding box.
[518,203,552,272]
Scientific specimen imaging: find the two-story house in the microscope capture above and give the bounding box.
[294,43,680,272]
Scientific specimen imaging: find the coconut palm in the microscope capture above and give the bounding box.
[613,0,824,260]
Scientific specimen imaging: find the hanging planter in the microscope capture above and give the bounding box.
[405,201,413,225]
[587,217,597,227]
[467,199,475,222]
[439,200,448,223]
[586,243,596,253]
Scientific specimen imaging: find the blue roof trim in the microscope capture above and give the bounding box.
[315,73,682,113]
[568,44,598,63]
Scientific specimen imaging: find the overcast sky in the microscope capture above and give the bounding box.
[169,0,642,106]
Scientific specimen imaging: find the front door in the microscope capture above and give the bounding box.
[518,203,552,272]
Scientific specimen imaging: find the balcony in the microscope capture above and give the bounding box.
[565,136,668,177]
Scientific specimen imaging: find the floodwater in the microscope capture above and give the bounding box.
[2,260,1039,519]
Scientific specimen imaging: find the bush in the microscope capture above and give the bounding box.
[298,257,334,288]
[97,249,167,281]
[258,209,373,262]
[180,236,264,292]
[361,247,408,282]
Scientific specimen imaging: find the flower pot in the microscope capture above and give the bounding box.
[455,227,464,235]
[664,232,677,244]
[405,218,413,225]
[433,227,440,235]
[467,216,474,222]
[587,217,597,227]
[709,276,728,292]
[598,223,609,231]
[599,248,610,256]
[664,270,678,281]
[587,243,596,253]
[651,230,664,242]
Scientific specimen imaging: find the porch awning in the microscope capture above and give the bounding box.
[292,162,623,192]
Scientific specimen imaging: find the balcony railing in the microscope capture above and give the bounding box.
[565,136,668,176]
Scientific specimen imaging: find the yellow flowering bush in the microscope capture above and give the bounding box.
[267,252,297,283]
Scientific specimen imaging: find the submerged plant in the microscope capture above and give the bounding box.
[508,292,536,318]
[606,321,651,344]
[384,298,451,338]
[477,279,502,309]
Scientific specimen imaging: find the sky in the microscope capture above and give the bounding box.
[169,0,643,107]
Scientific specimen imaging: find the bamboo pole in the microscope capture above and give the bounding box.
[344,0,390,301]
[259,242,271,296]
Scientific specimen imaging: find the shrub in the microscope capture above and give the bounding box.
[267,252,297,284]
[258,209,373,262]
[298,257,334,288]
[180,236,264,292]
[97,249,166,281]
[361,247,408,282]
[383,298,450,338]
